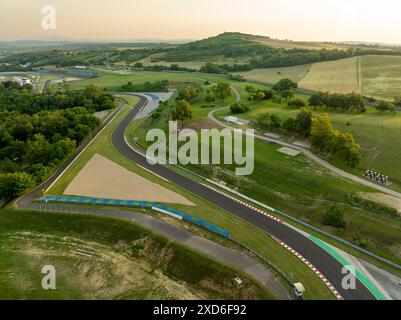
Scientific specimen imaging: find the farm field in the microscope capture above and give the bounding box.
[238,64,312,84]
[253,37,351,51]
[46,98,335,300]
[240,55,401,100]
[299,57,361,94]
[0,208,272,300]
[362,55,401,99]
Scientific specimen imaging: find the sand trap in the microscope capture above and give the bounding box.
[359,193,401,214]
[64,154,195,206]
[278,147,301,157]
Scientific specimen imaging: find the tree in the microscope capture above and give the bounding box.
[273,78,298,91]
[296,107,313,137]
[280,90,294,100]
[322,207,346,229]
[181,85,199,102]
[172,99,193,123]
[213,82,232,102]
[257,113,281,129]
[230,103,249,114]
[262,89,274,100]
[245,86,256,94]
[310,114,336,152]
[0,172,35,200]
[376,101,396,113]
[394,97,401,107]
[200,62,227,75]
[282,118,297,132]
[308,92,327,108]
[84,84,102,101]
[334,132,361,167]
[288,98,307,108]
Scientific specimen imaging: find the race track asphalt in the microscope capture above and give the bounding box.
[111,95,375,300]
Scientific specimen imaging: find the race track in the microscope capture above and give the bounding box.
[111,95,375,300]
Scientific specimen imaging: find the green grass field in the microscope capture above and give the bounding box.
[362,55,401,99]
[63,70,233,92]
[0,208,273,300]
[138,53,251,70]
[216,99,401,192]
[45,97,336,300]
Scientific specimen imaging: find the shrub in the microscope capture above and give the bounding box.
[376,101,396,113]
[230,103,249,114]
[322,207,346,229]
[288,98,307,108]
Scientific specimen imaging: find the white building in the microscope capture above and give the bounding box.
[224,116,239,124]
[18,77,32,86]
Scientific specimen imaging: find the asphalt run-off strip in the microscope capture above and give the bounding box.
[272,236,344,300]
[307,235,386,300]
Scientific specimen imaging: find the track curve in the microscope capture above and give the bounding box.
[111,95,375,300]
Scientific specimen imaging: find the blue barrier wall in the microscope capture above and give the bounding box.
[40,196,231,238]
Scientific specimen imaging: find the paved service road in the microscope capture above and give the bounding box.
[111,95,375,300]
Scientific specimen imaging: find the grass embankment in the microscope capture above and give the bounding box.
[46,95,336,300]
[0,208,272,300]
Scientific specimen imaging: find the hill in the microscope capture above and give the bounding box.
[144,32,401,72]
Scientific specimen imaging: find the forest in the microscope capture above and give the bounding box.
[0,82,115,200]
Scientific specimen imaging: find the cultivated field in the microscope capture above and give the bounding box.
[239,55,401,100]
[254,37,350,51]
[362,55,401,99]
[299,57,361,94]
[238,64,312,84]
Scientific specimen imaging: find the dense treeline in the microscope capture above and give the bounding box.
[0,81,115,114]
[0,82,115,200]
[308,92,366,113]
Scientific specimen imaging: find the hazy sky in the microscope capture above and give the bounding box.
[1,0,401,43]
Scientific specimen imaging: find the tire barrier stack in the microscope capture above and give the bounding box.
[364,170,389,184]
